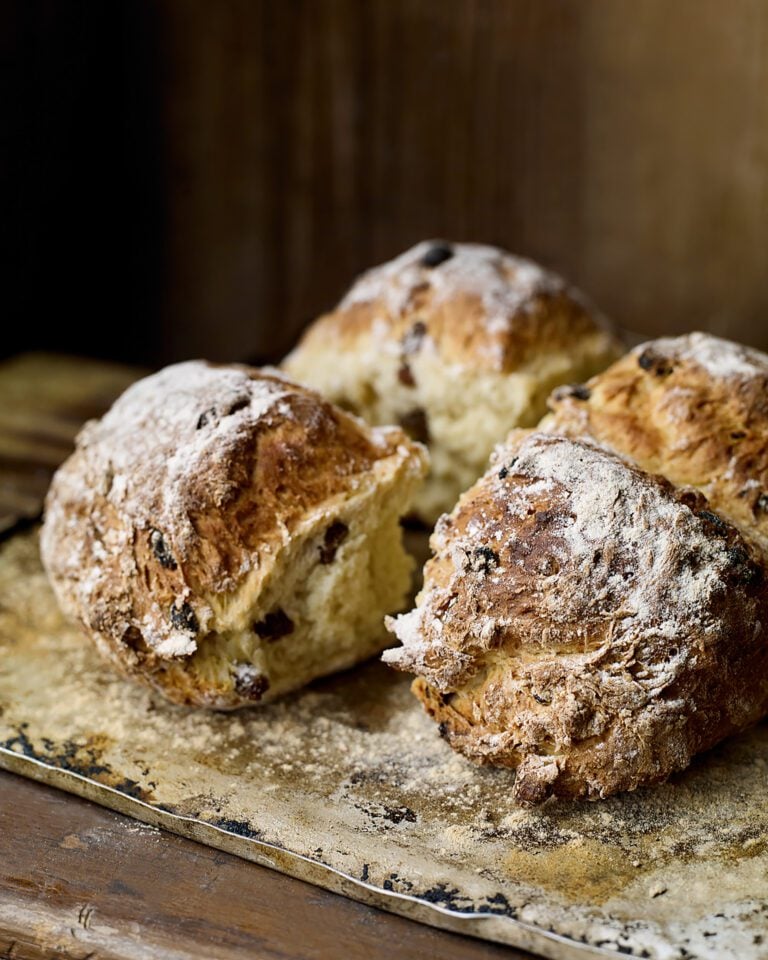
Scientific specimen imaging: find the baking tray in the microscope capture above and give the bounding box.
[1,528,767,960]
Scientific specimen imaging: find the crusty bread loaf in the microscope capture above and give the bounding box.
[542,331,768,551]
[41,362,427,708]
[385,431,768,804]
[283,241,622,522]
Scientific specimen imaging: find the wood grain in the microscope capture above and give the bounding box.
[8,1,768,367]
[0,355,141,535]
[0,771,524,960]
[155,0,768,362]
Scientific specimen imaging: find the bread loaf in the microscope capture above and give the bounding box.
[284,241,622,522]
[385,430,768,803]
[543,331,768,550]
[41,361,428,708]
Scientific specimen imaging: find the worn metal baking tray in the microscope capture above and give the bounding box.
[0,528,766,960]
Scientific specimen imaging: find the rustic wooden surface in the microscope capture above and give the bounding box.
[0,770,524,960]
[0,354,140,535]
[151,0,768,362]
[8,1,768,367]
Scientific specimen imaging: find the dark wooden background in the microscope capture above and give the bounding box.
[5,0,768,367]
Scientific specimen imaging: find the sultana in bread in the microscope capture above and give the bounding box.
[384,431,768,804]
[283,241,622,523]
[41,362,427,708]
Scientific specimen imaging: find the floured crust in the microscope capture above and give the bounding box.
[542,332,768,551]
[41,362,427,706]
[385,432,768,804]
[284,241,622,521]
[288,241,617,374]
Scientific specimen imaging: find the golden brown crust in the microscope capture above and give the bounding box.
[41,362,425,705]
[385,431,768,804]
[290,241,620,375]
[285,241,623,522]
[543,332,768,551]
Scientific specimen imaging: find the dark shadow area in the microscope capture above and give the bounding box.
[3,1,164,365]
[6,2,767,366]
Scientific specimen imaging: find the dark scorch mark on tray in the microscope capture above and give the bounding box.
[1,725,154,801]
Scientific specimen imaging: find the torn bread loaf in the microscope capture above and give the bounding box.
[41,362,427,708]
[385,431,768,804]
[283,240,622,522]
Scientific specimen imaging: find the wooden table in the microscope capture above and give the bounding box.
[0,771,529,960]
[0,355,534,959]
